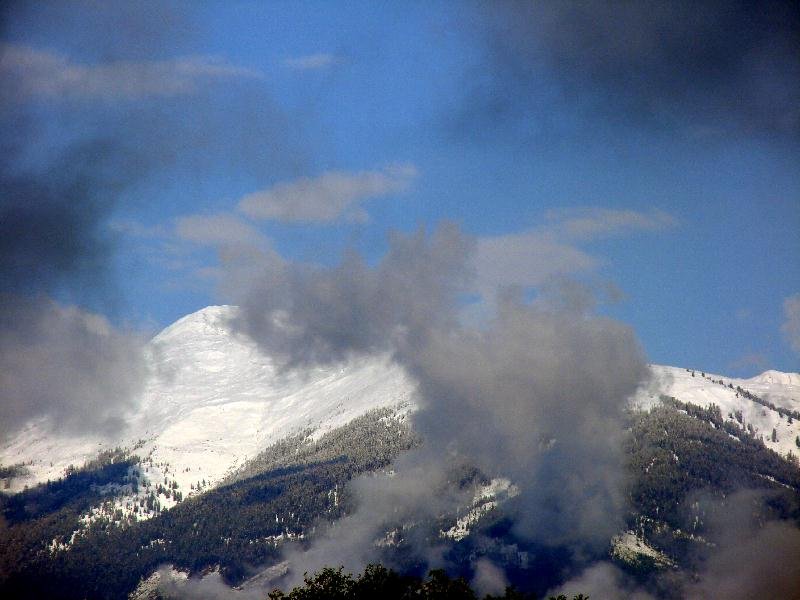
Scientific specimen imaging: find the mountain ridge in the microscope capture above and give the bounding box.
[2,305,800,599]
[3,305,798,501]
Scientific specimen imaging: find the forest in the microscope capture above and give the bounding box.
[1,402,799,599]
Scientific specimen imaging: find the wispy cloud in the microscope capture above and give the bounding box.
[782,293,800,355]
[728,352,769,374]
[175,213,269,250]
[475,207,676,301]
[547,207,677,240]
[283,53,340,70]
[237,164,418,223]
[0,44,261,102]
[475,231,598,296]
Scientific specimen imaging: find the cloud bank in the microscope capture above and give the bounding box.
[464,1,800,139]
[0,44,261,104]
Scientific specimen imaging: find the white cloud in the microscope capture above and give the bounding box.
[475,231,598,297]
[547,207,677,240]
[473,207,676,305]
[237,164,417,223]
[175,213,268,249]
[0,44,261,102]
[283,53,340,70]
[782,293,800,354]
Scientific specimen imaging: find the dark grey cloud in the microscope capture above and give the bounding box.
[0,129,150,438]
[548,562,655,600]
[0,3,300,439]
[407,297,647,548]
[277,453,469,588]
[0,297,147,437]
[0,137,140,299]
[547,492,800,598]
[230,224,649,586]
[158,566,263,600]
[464,1,800,139]
[471,558,508,597]
[233,224,474,368]
[690,520,800,599]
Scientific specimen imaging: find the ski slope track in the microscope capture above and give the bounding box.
[2,305,799,504]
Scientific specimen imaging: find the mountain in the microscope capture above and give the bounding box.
[1,305,415,501]
[3,305,798,499]
[639,364,800,460]
[1,306,799,599]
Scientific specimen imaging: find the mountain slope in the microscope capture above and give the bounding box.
[1,306,415,501]
[637,365,800,460]
[3,305,798,504]
[2,305,800,599]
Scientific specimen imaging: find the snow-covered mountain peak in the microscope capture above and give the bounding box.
[151,304,237,346]
[639,365,800,459]
[749,370,800,387]
[2,306,798,519]
[2,305,416,497]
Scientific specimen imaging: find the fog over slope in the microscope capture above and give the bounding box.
[3,303,798,500]
[1,305,414,496]
[2,302,800,598]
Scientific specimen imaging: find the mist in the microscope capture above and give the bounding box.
[224,223,649,590]
[682,490,800,600]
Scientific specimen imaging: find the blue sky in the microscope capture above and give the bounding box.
[2,1,799,377]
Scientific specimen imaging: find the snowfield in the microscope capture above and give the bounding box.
[635,364,800,460]
[1,305,415,500]
[2,305,798,513]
